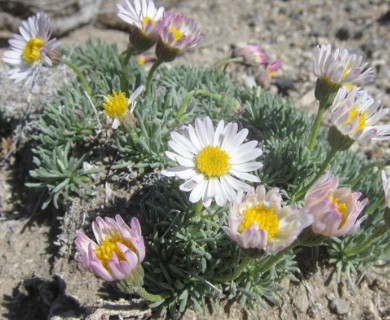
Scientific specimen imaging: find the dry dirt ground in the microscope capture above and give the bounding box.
[1,0,390,319]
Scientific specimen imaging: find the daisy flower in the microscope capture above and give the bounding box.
[304,171,367,237]
[313,44,375,89]
[329,86,390,144]
[117,0,164,52]
[102,85,145,129]
[161,116,263,207]
[2,12,60,88]
[75,215,145,281]
[255,59,282,88]
[232,44,268,67]
[155,10,204,62]
[223,185,312,251]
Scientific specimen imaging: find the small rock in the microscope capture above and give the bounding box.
[329,298,349,315]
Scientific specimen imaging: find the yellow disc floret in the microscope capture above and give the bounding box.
[168,27,184,42]
[142,16,156,27]
[94,232,135,270]
[330,193,348,228]
[196,145,230,178]
[22,37,44,63]
[238,203,279,240]
[103,90,128,119]
[344,108,367,132]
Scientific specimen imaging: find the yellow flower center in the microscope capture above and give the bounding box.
[330,193,347,229]
[168,27,184,42]
[344,108,366,132]
[340,64,356,89]
[103,90,128,119]
[238,203,279,240]
[94,232,135,270]
[195,145,230,178]
[142,16,156,27]
[136,56,146,65]
[22,37,44,63]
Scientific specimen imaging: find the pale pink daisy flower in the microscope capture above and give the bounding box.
[155,10,204,61]
[3,12,60,88]
[304,171,368,237]
[232,44,269,67]
[117,0,164,51]
[162,116,263,207]
[223,185,312,251]
[330,86,390,143]
[75,215,145,281]
[312,44,374,88]
[255,59,282,88]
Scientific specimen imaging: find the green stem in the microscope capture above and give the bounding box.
[214,56,243,69]
[137,287,166,303]
[61,58,92,96]
[145,59,163,98]
[344,224,388,256]
[295,147,338,200]
[214,255,253,282]
[307,105,325,151]
[120,48,135,93]
[258,243,296,274]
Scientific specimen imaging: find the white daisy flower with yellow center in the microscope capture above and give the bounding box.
[2,12,60,88]
[330,86,390,142]
[117,0,164,51]
[102,85,145,129]
[162,117,263,207]
[313,44,374,89]
[223,186,312,251]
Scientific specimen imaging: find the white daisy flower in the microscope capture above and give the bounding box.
[330,86,390,142]
[2,12,60,88]
[312,44,374,88]
[117,0,164,50]
[162,116,263,207]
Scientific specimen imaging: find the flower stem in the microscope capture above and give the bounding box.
[214,255,253,282]
[295,147,338,200]
[307,104,325,151]
[344,224,388,257]
[258,244,296,274]
[120,48,135,93]
[61,58,92,96]
[137,287,166,303]
[145,59,163,98]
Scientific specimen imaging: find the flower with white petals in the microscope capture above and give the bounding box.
[330,86,390,143]
[162,116,263,207]
[304,171,367,237]
[102,85,145,129]
[155,10,204,61]
[313,44,374,88]
[117,0,164,51]
[223,186,312,251]
[2,12,60,88]
[75,215,145,281]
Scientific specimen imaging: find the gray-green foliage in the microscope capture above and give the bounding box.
[26,41,388,317]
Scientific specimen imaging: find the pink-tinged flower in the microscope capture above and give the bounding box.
[304,171,368,237]
[382,170,390,208]
[3,12,61,88]
[312,44,375,89]
[232,44,268,67]
[117,0,164,51]
[255,59,282,88]
[223,185,312,251]
[330,86,390,143]
[75,215,145,281]
[161,116,263,208]
[156,10,204,61]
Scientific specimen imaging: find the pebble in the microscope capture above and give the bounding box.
[329,298,349,315]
